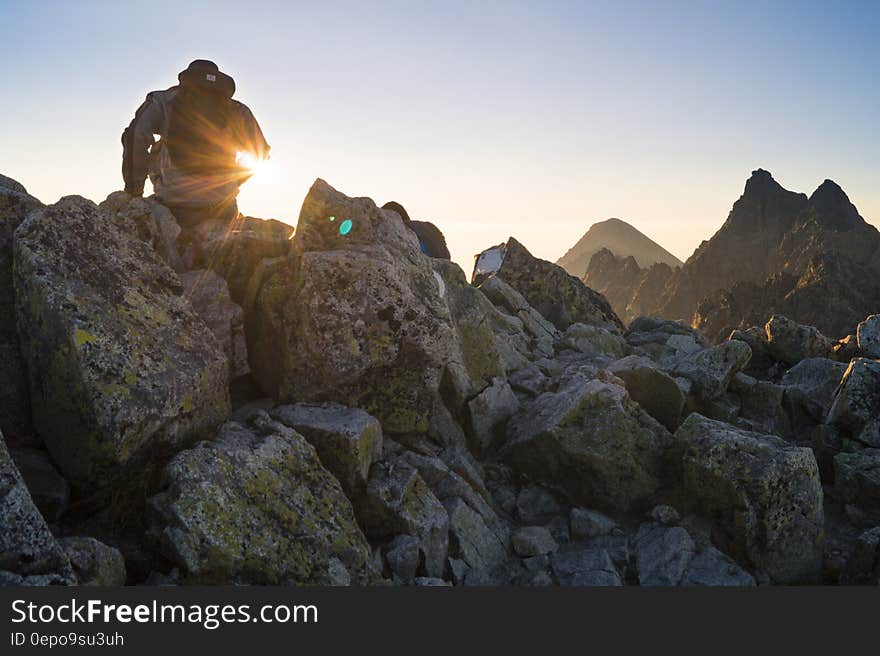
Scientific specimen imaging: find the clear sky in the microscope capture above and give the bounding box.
[1,0,878,273]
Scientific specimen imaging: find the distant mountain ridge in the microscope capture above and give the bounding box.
[619,169,880,340]
[556,217,682,278]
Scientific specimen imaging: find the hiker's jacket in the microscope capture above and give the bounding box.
[122,87,269,207]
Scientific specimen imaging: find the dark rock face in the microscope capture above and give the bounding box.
[484,237,623,332]
[583,248,677,326]
[0,175,43,446]
[608,170,880,341]
[557,217,682,279]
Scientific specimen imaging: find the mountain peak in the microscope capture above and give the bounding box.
[743,168,783,196]
[556,217,682,277]
[808,178,863,230]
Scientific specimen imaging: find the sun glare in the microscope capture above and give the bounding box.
[235,151,270,178]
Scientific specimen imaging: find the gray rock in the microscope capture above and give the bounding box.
[14,196,230,488]
[0,177,42,447]
[562,323,628,359]
[466,378,519,453]
[666,339,752,401]
[413,577,451,586]
[634,522,755,586]
[384,535,421,582]
[362,462,449,578]
[729,373,791,437]
[833,449,880,526]
[445,497,508,574]
[648,504,681,525]
[99,192,184,271]
[827,359,880,448]
[551,548,622,586]
[842,526,880,585]
[180,270,249,378]
[484,237,623,332]
[270,402,383,499]
[59,537,126,586]
[675,414,824,583]
[782,358,848,428]
[516,485,561,525]
[856,314,880,359]
[633,523,696,586]
[190,214,292,304]
[503,377,672,513]
[248,180,461,435]
[0,433,74,584]
[512,526,558,557]
[570,507,619,539]
[765,314,833,365]
[9,448,69,522]
[680,547,756,587]
[147,412,376,585]
[608,355,685,430]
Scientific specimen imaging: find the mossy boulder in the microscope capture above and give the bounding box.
[666,339,752,402]
[269,402,383,499]
[99,191,184,271]
[490,237,623,332]
[248,180,460,434]
[501,374,672,513]
[13,196,230,488]
[148,412,377,585]
[0,175,43,446]
[0,431,74,585]
[674,414,824,583]
[59,536,126,586]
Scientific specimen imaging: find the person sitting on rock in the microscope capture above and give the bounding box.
[381,201,451,259]
[121,59,269,227]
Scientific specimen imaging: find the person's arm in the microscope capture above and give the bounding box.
[121,93,164,196]
[234,102,270,160]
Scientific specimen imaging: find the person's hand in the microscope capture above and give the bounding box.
[124,186,144,197]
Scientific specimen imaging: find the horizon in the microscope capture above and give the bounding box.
[2,0,878,272]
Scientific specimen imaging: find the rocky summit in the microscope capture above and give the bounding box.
[1,170,879,587]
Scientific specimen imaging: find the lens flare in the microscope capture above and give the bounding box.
[339,219,353,235]
[235,151,269,178]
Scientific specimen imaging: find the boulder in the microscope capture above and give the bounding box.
[445,496,508,575]
[99,192,184,271]
[856,314,880,359]
[833,450,880,526]
[550,548,622,586]
[728,373,791,437]
[180,270,249,378]
[512,526,558,557]
[477,274,559,360]
[432,259,506,387]
[765,314,833,365]
[248,180,460,434]
[782,358,848,428]
[0,433,74,584]
[466,378,519,453]
[562,323,628,359]
[570,508,619,540]
[516,485,561,525]
[842,527,880,585]
[361,461,449,578]
[59,537,126,586]
[485,237,623,332]
[0,175,42,446]
[827,359,880,448]
[14,196,230,488]
[632,523,695,586]
[189,214,292,304]
[148,412,375,585]
[269,402,383,499]
[608,355,685,430]
[502,376,672,513]
[674,414,824,583]
[383,534,421,582]
[666,339,752,401]
[9,447,69,522]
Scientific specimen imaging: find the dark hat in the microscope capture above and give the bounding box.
[178,59,236,98]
